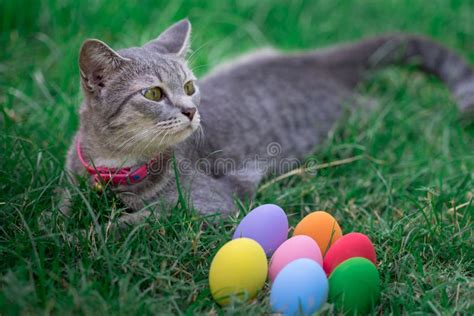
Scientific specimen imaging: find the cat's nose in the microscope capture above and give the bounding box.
[181,107,196,121]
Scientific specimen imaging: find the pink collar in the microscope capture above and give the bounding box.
[76,140,162,186]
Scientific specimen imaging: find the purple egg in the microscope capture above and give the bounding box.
[233,204,288,256]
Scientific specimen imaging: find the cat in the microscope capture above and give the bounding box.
[63,19,474,226]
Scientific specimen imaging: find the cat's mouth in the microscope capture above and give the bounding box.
[155,112,201,146]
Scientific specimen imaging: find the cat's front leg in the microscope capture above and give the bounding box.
[165,172,237,216]
[117,208,152,228]
[116,172,237,226]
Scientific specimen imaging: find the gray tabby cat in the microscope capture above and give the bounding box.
[64,19,474,225]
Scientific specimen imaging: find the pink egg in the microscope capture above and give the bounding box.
[268,235,323,282]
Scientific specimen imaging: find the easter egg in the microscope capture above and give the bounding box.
[209,238,267,306]
[268,235,323,282]
[270,258,328,316]
[328,257,381,314]
[293,211,342,255]
[323,232,377,276]
[233,204,288,256]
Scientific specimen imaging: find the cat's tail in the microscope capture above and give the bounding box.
[323,34,474,119]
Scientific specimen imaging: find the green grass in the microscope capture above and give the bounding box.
[1,0,473,314]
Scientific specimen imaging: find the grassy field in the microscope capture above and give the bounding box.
[1,0,473,314]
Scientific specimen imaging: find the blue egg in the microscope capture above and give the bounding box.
[270,258,328,316]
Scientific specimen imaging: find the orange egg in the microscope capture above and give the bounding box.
[293,211,342,255]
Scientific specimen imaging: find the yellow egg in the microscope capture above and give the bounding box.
[209,238,268,306]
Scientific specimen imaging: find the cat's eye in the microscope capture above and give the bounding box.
[184,81,195,96]
[142,87,163,101]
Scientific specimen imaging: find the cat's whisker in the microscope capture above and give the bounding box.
[155,118,178,127]
[114,119,189,157]
[155,130,171,149]
[105,120,178,152]
[112,127,159,156]
[187,41,213,65]
[139,129,168,155]
[190,63,211,72]
[116,128,150,150]
[195,124,205,148]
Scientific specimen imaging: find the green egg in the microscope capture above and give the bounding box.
[328,257,381,314]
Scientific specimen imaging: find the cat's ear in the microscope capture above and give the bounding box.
[145,19,191,58]
[79,39,127,96]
